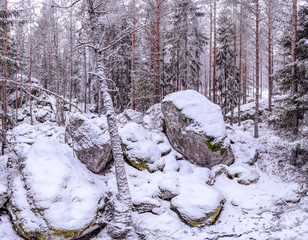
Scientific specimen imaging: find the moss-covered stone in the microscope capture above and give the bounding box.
[51,229,81,239]
[205,138,222,152]
[209,202,223,224]
[131,159,150,171]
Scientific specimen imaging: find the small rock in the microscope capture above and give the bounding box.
[132,197,161,213]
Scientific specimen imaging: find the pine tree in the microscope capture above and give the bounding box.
[216,10,238,118]
[277,1,308,134]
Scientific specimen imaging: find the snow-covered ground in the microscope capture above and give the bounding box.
[0,114,307,240]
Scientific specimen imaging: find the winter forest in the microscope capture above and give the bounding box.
[0,0,307,239]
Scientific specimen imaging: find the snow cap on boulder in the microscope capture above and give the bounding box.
[161,90,234,168]
[7,140,109,239]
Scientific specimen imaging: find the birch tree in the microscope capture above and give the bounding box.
[85,0,132,237]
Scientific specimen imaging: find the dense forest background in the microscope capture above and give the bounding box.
[0,0,307,140]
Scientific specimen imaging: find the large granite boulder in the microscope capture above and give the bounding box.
[65,113,112,173]
[161,90,234,168]
[7,140,110,240]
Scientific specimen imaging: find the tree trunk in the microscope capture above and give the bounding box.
[209,0,213,100]
[244,48,247,104]
[69,7,73,112]
[268,1,273,111]
[238,1,243,126]
[131,0,136,109]
[231,2,237,126]
[87,1,132,237]
[154,0,161,102]
[172,16,176,93]
[2,0,8,155]
[84,47,87,113]
[254,0,260,138]
[292,0,298,135]
[28,0,34,126]
[213,0,217,103]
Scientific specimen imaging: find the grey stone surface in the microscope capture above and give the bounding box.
[161,90,234,168]
[65,113,112,173]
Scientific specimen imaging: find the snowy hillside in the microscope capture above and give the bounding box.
[0,90,307,240]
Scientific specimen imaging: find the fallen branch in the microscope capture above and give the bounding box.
[0,79,83,113]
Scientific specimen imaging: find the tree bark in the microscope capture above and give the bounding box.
[238,1,243,126]
[244,48,247,104]
[172,15,176,93]
[213,0,217,103]
[268,0,273,111]
[69,7,73,112]
[254,0,260,138]
[231,2,237,126]
[292,0,298,135]
[131,0,136,109]
[86,1,132,237]
[209,0,213,100]
[2,0,8,155]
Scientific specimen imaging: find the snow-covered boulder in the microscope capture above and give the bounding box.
[119,122,163,171]
[65,113,112,173]
[34,107,54,123]
[211,165,259,185]
[161,90,234,168]
[171,182,225,227]
[132,197,161,213]
[226,98,268,123]
[7,140,110,240]
[158,175,180,200]
[0,156,8,208]
[142,103,165,132]
[0,185,7,208]
[117,109,143,128]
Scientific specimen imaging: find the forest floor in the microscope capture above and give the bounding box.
[0,110,307,240]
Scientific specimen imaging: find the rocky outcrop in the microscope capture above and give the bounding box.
[142,103,165,132]
[65,113,112,173]
[161,90,234,168]
[7,140,110,240]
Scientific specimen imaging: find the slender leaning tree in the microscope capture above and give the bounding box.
[85,0,132,237]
